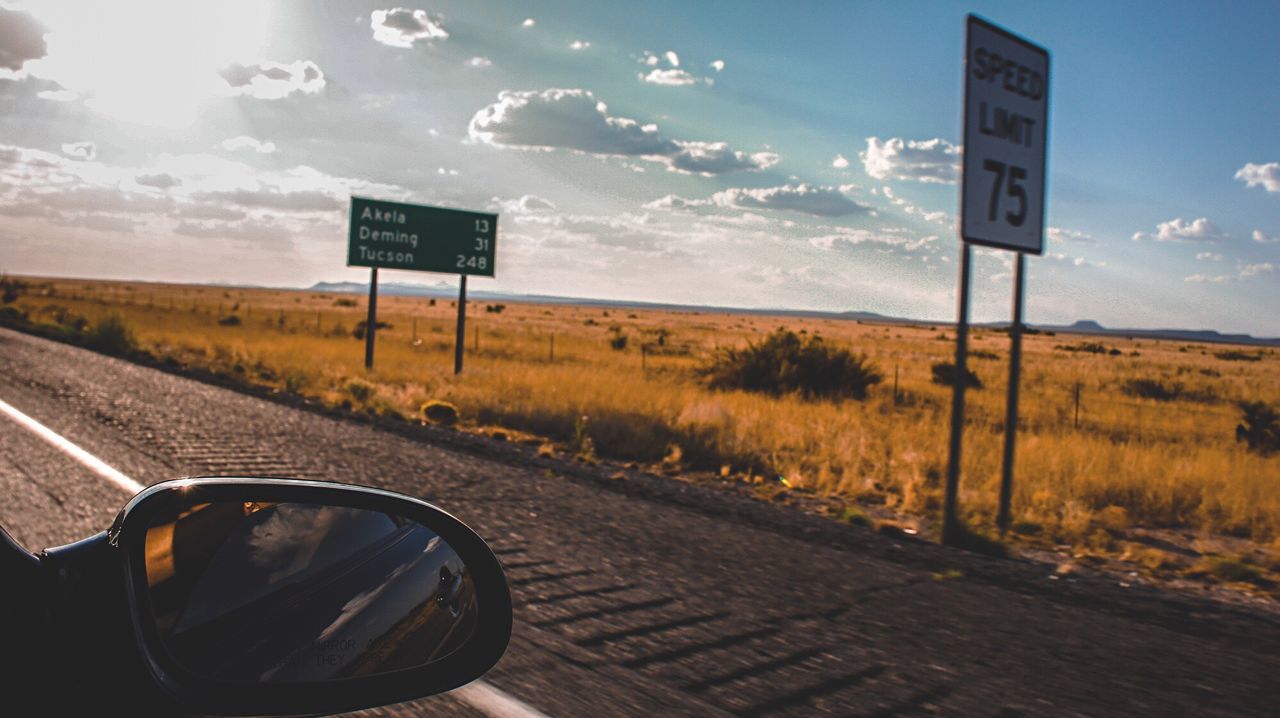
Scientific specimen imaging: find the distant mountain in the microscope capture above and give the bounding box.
[1031,320,1280,347]
[305,282,1280,347]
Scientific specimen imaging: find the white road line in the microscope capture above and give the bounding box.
[0,394,551,718]
[0,397,144,494]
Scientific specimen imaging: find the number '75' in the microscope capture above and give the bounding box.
[982,159,1027,227]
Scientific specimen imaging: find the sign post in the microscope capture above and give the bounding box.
[364,267,378,369]
[454,274,467,374]
[945,15,1049,544]
[347,197,497,372]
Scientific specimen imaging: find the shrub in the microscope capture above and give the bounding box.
[333,297,358,307]
[420,399,460,426]
[704,329,883,400]
[1123,378,1181,401]
[1236,401,1280,455]
[84,313,136,354]
[343,378,376,403]
[0,306,27,325]
[1056,342,1108,354]
[930,362,982,389]
[218,315,242,326]
[609,333,628,351]
[484,304,506,314]
[1214,350,1262,362]
[1194,556,1263,584]
[282,368,309,393]
[352,320,392,340]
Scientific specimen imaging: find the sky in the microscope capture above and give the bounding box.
[0,0,1277,334]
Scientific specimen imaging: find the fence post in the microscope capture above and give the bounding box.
[893,364,900,405]
[1073,382,1082,428]
[549,334,555,363]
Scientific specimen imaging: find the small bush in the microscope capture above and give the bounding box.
[84,313,136,354]
[1056,342,1109,354]
[352,320,392,340]
[343,378,376,403]
[609,333,629,351]
[1194,556,1263,584]
[1214,350,1262,362]
[0,306,28,324]
[930,362,982,389]
[218,315,242,326]
[420,399,460,426]
[1236,401,1280,455]
[704,329,883,400]
[333,297,358,307]
[969,349,999,360]
[1123,378,1181,402]
[282,368,309,393]
[484,304,506,314]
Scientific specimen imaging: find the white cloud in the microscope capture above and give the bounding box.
[1239,262,1276,278]
[1234,162,1280,193]
[640,68,698,86]
[637,51,713,86]
[218,61,325,100]
[880,185,951,225]
[468,88,778,175]
[1132,217,1227,242]
[810,228,937,253]
[1184,273,1232,284]
[60,142,95,161]
[569,40,591,51]
[436,167,458,176]
[649,184,871,218]
[1196,252,1223,261]
[716,185,870,217]
[710,59,725,72]
[1185,261,1275,284]
[466,56,493,68]
[0,6,46,73]
[36,88,77,102]
[860,137,960,184]
[220,136,277,154]
[1046,226,1093,244]
[0,142,406,246]
[490,194,555,214]
[371,8,448,48]
[521,18,536,28]
[831,154,850,169]
[135,172,181,189]
[1253,229,1278,244]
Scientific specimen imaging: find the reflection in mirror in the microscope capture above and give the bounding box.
[143,501,477,683]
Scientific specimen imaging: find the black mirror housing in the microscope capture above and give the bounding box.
[106,478,512,717]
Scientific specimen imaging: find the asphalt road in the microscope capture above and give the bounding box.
[1,326,1278,717]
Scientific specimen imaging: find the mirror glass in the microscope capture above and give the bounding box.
[142,501,477,683]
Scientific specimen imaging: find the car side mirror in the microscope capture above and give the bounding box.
[105,478,512,716]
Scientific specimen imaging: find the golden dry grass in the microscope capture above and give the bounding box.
[7,276,1279,546]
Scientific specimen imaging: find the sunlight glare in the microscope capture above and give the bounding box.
[25,0,269,127]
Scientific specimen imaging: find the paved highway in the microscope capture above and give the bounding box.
[1,326,1277,717]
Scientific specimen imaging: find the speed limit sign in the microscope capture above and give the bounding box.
[961,15,1049,254]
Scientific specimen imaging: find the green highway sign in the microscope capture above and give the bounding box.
[347,196,497,277]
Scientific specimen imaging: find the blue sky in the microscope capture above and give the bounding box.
[0,1,1277,334]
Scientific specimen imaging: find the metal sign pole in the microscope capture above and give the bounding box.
[364,267,378,370]
[454,274,467,375]
[942,243,973,545]
[998,252,1026,535]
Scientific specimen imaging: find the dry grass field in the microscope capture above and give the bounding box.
[4,276,1279,583]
